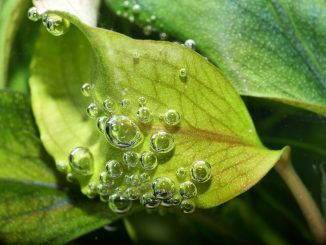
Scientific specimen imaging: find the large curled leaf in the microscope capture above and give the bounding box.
[0,90,117,244]
[30,10,288,209]
[106,0,326,116]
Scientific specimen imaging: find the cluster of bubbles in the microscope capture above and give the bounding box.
[27,6,70,36]
[55,81,212,214]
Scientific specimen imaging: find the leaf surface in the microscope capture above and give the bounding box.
[0,90,115,244]
[30,11,288,208]
[106,0,326,116]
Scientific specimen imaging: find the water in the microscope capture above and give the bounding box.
[123,151,140,169]
[180,199,196,213]
[105,115,143,149]
[140,193,161,208]
[97,116,108,133]
[81,83,92,97]
[68,147,94,176]
[176,167,187,179]
[152,177,176,200]
[150,131,175,153]
[27,7,40,22]
[106,160,124,179]
[140,151,158,170]
[179,181,197,199]
[163,109,181,126]
[136,107,153,124]
[86,103,99,118]
[191,160,212,183]
[43,13,70,36]
[108,194,132,213]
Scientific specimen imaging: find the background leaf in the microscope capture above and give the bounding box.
[30,11,287,209]
[105,0,326,116]
[0,90,116,244]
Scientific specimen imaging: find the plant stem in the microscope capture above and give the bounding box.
[275,152,326,244]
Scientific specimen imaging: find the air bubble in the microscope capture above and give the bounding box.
[123,0,130,8]
[150,131,175,153]
[180,199,196,213]
[122,151,140,169]
[97,183,110,196]
[130,174,140,186]
[97,116,108,133]
[103,98,115,112]
[124,175,131,185]
[152,177,176,200]
[86,103,99,118]
[140,172,150,183]
[44,14,70,36]
[126,187,140,200]
[176,167,187,179]
[161,196,181,207]
[138,96,146,106]
[120,99,130,109]
[106,160,124,179]
[81,83,92,97]
[133,52,140,62]
[105,115,143,149]
[179,68,187,79]
[27,7,40,22]
[163,109,181,126]
[179,181,197,199]
[140,151,157,170]
[132,4,141,14]
[140,193,160,208]
[136,107,153,124]
[191,160,212,183]
[87,182,97,198]
[109,194,132,213]
[69,147,94,176]
[99,171,110,184]
[184,39,196,50]
[56,160,68,173]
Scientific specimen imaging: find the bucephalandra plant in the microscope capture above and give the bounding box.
[0,0,325,244]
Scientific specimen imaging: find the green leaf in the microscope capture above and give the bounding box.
[30,11,288,209]
[105,0,326,116]
[0,0,30,87]
[0,90,116,244]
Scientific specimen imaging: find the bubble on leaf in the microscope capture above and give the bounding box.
[180,199,196,213]
[126,187,140,200]
[44,13,70,36]
[138,96,146,106]
[179,68,187,80]
[140,151,157,171]
[56,160,68,173]
[184,39,196,50]
[176,167,187,180]
[161,195,181,207]
[109,194,132,214]
[97,183,110,196]
[69,147,94,176]
[150,131,175,153]
[152,177,176,200]
[120,98,130,109]
[163,109,181,126]
[191,160,212,183]
[179,181,197,199]
[140,172,150,183]
[123,151,140,169]
[103,98,115,112]
[159,32,168,40]
[130,174,140,186]
[27,7,40,22]
[81,83,92,97]
[136,106,153,124]
[106,160,124,179]
[86,103,99,118]
[105,115,143,149]
[140,193,160,208]
[97,116,108,133]
[66,173,76,183]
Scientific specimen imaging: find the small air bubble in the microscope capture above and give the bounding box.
[176,167,187,179]
[81,83,92,97]
[163,109,181,126]
[140,193,160,208]
[106,160,124,179]
[152,177,176,200]
[180,199,196,213]
[184,39,196,50]
[132,4,141,14]
[123,151,140,169]
[69,147,94,176]
[140,151,157,171]
[136,106,153,124]
[179,181,197,199]
[97,116,108,133]
[159,32,168,40]
[27,7,40,22]
[191,160,212,183]
[56,160,68,173]
[103,98,115,112]
[120,98,130,109]
[86,103,99,118]
[138,96,147,106]
[44,14,70,36]
[150,131,175,153]
[109,194,132,213]
[179,68,187,79]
